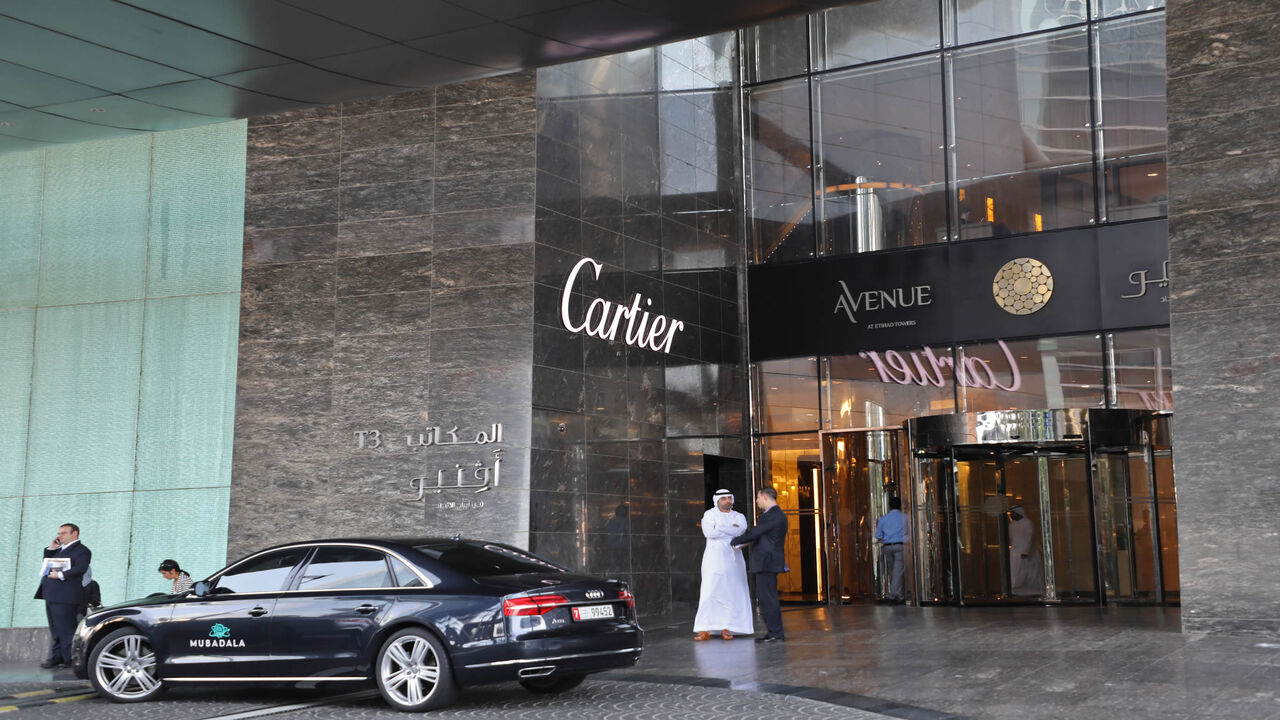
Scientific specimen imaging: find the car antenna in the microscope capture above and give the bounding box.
[451,533,461,541]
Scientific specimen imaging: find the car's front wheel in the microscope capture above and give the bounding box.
[519,673,587,694]
[375,627,458,712]
[88,627,164,703]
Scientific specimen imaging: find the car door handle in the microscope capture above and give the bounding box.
[249,606,269,617]
[355,604,379,615]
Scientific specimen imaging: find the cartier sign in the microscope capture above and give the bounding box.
[559,257,687,354]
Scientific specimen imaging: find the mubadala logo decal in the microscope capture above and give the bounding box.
[190,623,246,648]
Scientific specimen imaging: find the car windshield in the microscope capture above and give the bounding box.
[414,542,567,577]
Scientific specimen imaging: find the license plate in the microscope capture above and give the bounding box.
[571,604,615,621]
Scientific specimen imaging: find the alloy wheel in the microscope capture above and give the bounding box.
[379,634,440,706]
[93,633,160,700]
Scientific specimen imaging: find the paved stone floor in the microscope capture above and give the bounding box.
[3,605,1280,719]
[612,605,1280,720]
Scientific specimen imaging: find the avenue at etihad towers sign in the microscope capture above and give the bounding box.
[559,256,687,354]
[748,220,1170,362]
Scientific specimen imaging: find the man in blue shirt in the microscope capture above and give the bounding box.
[874,497,907,604]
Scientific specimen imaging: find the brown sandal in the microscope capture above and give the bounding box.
[694,631,711,641]
[721,629,733,640]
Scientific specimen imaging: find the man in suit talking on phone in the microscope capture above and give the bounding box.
[731,488,789,642]
[34,523,92,669]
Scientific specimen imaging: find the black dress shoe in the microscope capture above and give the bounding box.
[39,659,57,669]
[755,634,785,643]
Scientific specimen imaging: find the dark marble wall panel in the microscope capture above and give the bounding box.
[231,72,537,561]
[530,37,748,619]
[1166,2,1280,636]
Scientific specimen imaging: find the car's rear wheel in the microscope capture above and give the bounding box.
[375,627,457,712]
[519,673,587,694]
[88,627,164,703]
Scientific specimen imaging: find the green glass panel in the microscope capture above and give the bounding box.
[136,294,239,491]
[0,150,43,310]
[13,492,133,628]
[38,135,151,306]
[0,310,34,497]
[147,121,247,297]
[25,302,142,496]
[125,487,229,599]
[0,497,21,626]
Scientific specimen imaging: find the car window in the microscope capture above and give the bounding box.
[297,546,393,591]
[388,556,425,587]
[414,542,568,577]
[215,548,307,594]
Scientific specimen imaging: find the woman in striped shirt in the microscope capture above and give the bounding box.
[158,559,193,595]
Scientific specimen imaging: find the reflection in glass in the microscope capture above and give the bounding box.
[820,0,941,69]
[1044,455,1095,601]
[956,0,1087,45]
[1153,438,1177,601]
[1108,328,1171,410]
[951,30,1094,237]
[957,335,1105,411]
[913,455,956,603]
[757,433,822,601]
[748,80,814,262]
[1095,450,1161,601]
[1097,15,1167,222]
[755,357,820,432]
[824,350,955,429]
[823,430,908,602]
[1095,0,1164,19]
[659,33,735,92]
[744,15,810,84]
[954,456,1014,600]
[817,57,948,254]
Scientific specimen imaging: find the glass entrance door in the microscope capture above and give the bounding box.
[941,448,1097,604]
[1094,412,1179,603]
[905,409,1176,606]
[820,429,906,604]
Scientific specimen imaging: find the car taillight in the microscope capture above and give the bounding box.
[503,594,569,616]
[619,588,635,609]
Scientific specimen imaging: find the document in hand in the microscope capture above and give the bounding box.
[40,558,70,578]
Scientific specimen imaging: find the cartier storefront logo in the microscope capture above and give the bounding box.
[993,257,1053,316]
[559,257,687,354]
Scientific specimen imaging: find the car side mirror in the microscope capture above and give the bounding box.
[192,581,211,597]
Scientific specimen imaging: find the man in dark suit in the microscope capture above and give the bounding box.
[34,523,92,669]
[731,488,789,642]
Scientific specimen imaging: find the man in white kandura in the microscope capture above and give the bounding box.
[693,489,754,641]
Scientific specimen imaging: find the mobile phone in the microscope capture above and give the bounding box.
[53,537,61,546]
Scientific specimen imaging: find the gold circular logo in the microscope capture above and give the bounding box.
[993,258,1053,315]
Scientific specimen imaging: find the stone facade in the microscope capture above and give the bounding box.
[232,73,538,559]
[230,41,749,618]
[1166,1,1280,635]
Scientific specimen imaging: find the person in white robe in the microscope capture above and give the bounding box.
[693,489,754,640]
[1008,505,1044,596]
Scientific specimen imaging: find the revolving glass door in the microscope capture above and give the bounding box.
[820,429,907,604]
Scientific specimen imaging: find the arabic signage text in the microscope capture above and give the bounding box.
[353,422,506,504]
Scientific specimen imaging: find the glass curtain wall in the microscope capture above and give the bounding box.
[745,1,1167,263]
[753,329,1170,435]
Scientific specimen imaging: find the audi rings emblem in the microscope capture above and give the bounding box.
[586,590,604,599]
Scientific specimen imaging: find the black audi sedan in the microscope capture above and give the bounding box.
[71,538,642,712]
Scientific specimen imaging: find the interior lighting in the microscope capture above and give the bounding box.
[985,197,995,223]
[1147,172,1160,177]
[1034,213,1043,232]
